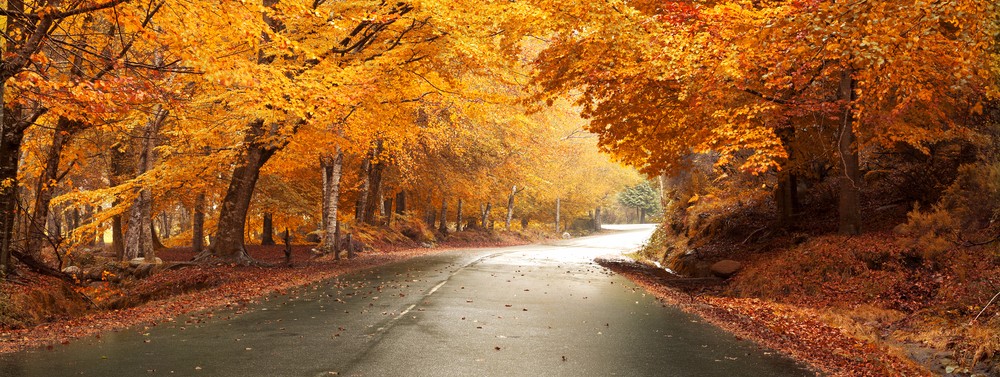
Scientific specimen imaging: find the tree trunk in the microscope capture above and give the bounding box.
[438,195,448,234]
[455,198,463,232]
[123,107,167,261]
[481,203,491,230]
[261,213,275,245]
[321,151,343,254]
[775,126,799,228]
[70,208,80,236]
[321,160,331,234]
[27,117,79,257]
[362,142,385,225]
[594,207,602,231]
[640,208,646,224]
[395,191,406,215]
[383,198,393,225]
[160,211,172,239]
[109,132,133,260]
[150,222,166,250]
[555,198,561,233]
[505,185,516,231]
[192,193,206,253]
[837,69,861,235]
[209,120,283,263]
[355,158,371,222]
[0,108,39,277]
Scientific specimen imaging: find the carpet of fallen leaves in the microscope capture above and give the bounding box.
[597,257,934,377]
[0,232,529,354]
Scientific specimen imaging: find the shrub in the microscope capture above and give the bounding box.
[896,162,1000,262]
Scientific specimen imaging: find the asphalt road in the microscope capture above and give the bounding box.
[0,225,813,376]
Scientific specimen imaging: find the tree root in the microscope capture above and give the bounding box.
[191,248,275,268]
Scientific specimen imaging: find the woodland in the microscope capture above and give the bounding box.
[0,0,999,375]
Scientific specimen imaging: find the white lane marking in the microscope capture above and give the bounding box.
[427,280,448,295]
[393,304,418,321]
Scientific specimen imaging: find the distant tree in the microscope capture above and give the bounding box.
[618,182,659,224]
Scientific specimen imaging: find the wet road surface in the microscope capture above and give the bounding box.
[0,225,814,376]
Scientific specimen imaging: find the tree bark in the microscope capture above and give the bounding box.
[837,68,862,235]
[355,158,371,222]
[0,107,38,277]
[320,151,343,254]
[455,198,463,232]
[594,207,602,231]
[27,117,79,257]
[481,203,491,230]
[123,107,167,261]
[505,185,516,231]
[159,210,172,239]
[109,133,133,260]
[775,126,799,228]
[192,193,206,253]
[555,198,561,233]
[438,195,448,234]
[383,198,393,225]
[362,141,385,225]
[209,120,283,263]
[150,221,166,250]
[261,212,275,245]
[395,191,406,215]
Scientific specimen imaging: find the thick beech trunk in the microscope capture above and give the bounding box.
[261,213,275,245]
[837,69,861,235]
[594,207,602,231]
[321,151,343,254]
[774,126,799,228]
[123,108,167,261]
[0,121,25,278]
[505,185,516,231]
[209,120,282,263]
[192,193,206,253]
[0,103,45,278]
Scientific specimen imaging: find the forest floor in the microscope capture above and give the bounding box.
[0,230,531,354]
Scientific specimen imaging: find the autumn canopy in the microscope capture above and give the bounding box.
[0,0,997,281]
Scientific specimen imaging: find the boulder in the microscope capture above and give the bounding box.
[62,266,81,275]
[710,260,742,278]
[561,232,571,239]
